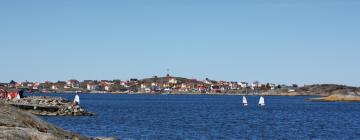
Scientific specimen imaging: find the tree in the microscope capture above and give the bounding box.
[9,80,16,88]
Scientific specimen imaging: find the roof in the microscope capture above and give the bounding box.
[0,88,19,92]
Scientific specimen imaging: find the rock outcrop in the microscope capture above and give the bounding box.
[297,84,360,96]
[4,96,94,116]
[0,102,90,140]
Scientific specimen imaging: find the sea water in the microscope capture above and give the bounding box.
[29,93,360,139]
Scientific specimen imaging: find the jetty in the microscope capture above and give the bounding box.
[2,96,94,116]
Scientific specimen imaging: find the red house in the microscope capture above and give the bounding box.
[0,89,22,100]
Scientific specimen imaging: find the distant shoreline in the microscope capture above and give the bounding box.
[27,91,321,97]
[26,84,360,102]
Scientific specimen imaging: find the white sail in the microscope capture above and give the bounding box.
[258,96,265,106]
[16,94,21,100]
[242,96,248,105]
[74,94,80,105]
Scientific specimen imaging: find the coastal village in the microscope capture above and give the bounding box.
[0,74,297,94]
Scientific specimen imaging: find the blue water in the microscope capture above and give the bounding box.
[28,93,360,139]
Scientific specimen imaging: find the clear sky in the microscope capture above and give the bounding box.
[1,0,359,86]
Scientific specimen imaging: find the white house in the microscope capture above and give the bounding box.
[87,84,98,91]
[204,79,212,84]
[269,83,276,90]
[169,78,178,84]
[51,85,58,90]
[238,82,248,88]
[104,85,111,91]
[145,88,151,93]
[151,82,158,87]
[251,81,262,89]
[66,80,80,88]
[141,84,148,89]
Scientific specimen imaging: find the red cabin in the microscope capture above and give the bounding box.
[0,89,21,100]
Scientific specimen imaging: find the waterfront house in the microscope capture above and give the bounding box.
[151,82,158,87]
[179,83,191,92]
[162,82,170,88]
[145,88,151,93]
[251,81,262,89]
[197,85,207,93]
[120,81,127,86]
[51,85,58,90]
[32,82,40,90]
[104,85,111,91]
[140,84,147,89]
[238,82,249,88]
[67,79,80,88]
[164,88,172,92]
[87,84,99,91]
[269,83,276,90]
[0,89,21,100]
[229,82,239,90]
[211,85,221,93]
[150,86,161,92]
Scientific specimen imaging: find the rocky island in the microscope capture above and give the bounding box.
[261,84,360,102]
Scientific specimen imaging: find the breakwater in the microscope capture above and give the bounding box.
[4,96,94,116]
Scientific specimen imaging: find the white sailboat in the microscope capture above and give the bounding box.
[74,94,80,105]
[258,96,265,106]
[242,96,248,106]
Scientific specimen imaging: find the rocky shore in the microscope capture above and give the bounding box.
[259,84,360,102]
[4,96,94,116]
[0,102,91,140]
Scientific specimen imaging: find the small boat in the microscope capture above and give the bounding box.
[258,96,265,107]
[74,94,80,105]
[242,96,248,106]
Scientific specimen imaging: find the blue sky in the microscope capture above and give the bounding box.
[1,0,359,86]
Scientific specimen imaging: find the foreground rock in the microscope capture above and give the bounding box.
[308,94,360,102]
[4,96,94,116]
[0,102,91,140]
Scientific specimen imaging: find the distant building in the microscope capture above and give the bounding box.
[51,85,58,90]
[33,82,40,90]
[169,78,178,84]
[67,79,80,88]
[251,81,261,89]
[104,85,111,91]
[238,82,248,88]
[229,82,238,90]
[87,84,98,91]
